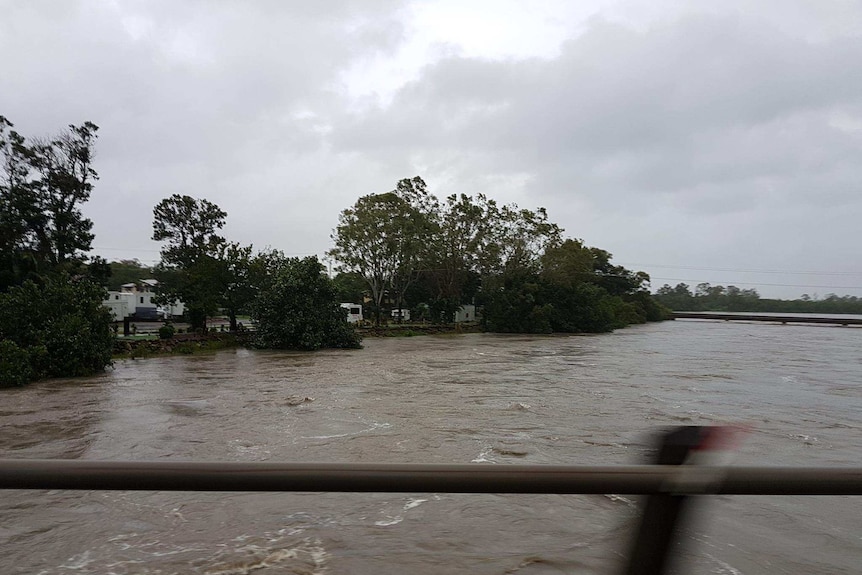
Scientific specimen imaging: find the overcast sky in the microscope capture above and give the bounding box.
[2,0,861,298]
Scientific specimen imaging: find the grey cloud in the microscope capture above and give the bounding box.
[325,10,862,297]
[3,1,861,297]
[332,14,862,212]
[2,0,408,259]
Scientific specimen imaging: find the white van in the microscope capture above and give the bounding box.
[341,303,363,323]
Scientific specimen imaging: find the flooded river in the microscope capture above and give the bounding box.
[1,320,860,574]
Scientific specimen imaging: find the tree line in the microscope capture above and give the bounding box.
[328,177,667,332]
[654,282,862,314]
[0,116,113,385]
[149,194,361,350]
[0,116,362,387]
[1,116,663,386]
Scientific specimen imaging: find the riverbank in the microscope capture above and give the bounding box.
[357,322,482,337]
[112,323,482,359]
[112,332,246,359]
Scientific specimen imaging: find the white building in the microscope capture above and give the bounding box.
[454,304,476,323]
[103,279,184,321]
[391,308,410,321]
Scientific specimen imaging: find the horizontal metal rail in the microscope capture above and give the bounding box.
[1,460,860,495]
[671,312,862,326]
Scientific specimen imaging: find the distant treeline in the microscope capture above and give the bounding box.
[654,283,862,314]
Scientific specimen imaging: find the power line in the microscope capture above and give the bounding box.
[618,263,862,276]
[91,245,161,254]
[92,246,323,257]
[650,277,862,290]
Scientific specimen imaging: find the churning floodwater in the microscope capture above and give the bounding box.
[1,320,860,574]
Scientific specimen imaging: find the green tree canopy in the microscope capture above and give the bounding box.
[216,242,256,332]
[152,194,228,330]
[425,193,493,310]
[0,116,113,386]
[0,276,114,386]
[153,194,227,267]
[332,271,367,304]
[1,116,100,290]
[251,256,362,350]
[328,177,437,324]
[652,283,862,314]
[107,259,153,291]
[329,175,662,332]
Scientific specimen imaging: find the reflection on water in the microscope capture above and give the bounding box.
[1,321,860,574]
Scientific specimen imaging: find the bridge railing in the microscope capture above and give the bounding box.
[1,459,860,494]
[3,426,860,575]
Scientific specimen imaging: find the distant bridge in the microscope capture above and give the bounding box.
[671,312,862,326]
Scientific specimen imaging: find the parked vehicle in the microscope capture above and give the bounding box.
[340,303,363,323]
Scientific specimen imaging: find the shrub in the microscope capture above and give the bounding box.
[158,323,176,339]
[175,342,196,354]
[130,346,151,359]
[251,256,362,350]
[481,273,553,334]
[0,340,32,387]
[0,276,114,385]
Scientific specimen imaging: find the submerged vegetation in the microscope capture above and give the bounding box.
[251,257,362,351]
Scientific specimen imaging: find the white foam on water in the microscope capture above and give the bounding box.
[59,550,93,570]
[583,439,628,449]
[104,559,144,569]
[151,545,208,557]
[205,548,299,575]
[231,439,272,459]
[603,494,636,508]
[374,516,403,526]
[472,445,497,463]
[507,402,532,411]
[302,432,353,440]
[403,498,428,511]
[791,433,818,445]
[308,542,331,574]
[371,498,427,526]
[704,553,745,575]
[302,420,392,440]
[204,536,329,575]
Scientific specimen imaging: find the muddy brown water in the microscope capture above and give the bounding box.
[1,320,860,574]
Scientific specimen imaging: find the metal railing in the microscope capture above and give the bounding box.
[1,459,860,494]
[3,427,860,575]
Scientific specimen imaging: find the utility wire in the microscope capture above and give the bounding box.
[650,277,862,290]
[91,245,161,254]
[618,263,862,276]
